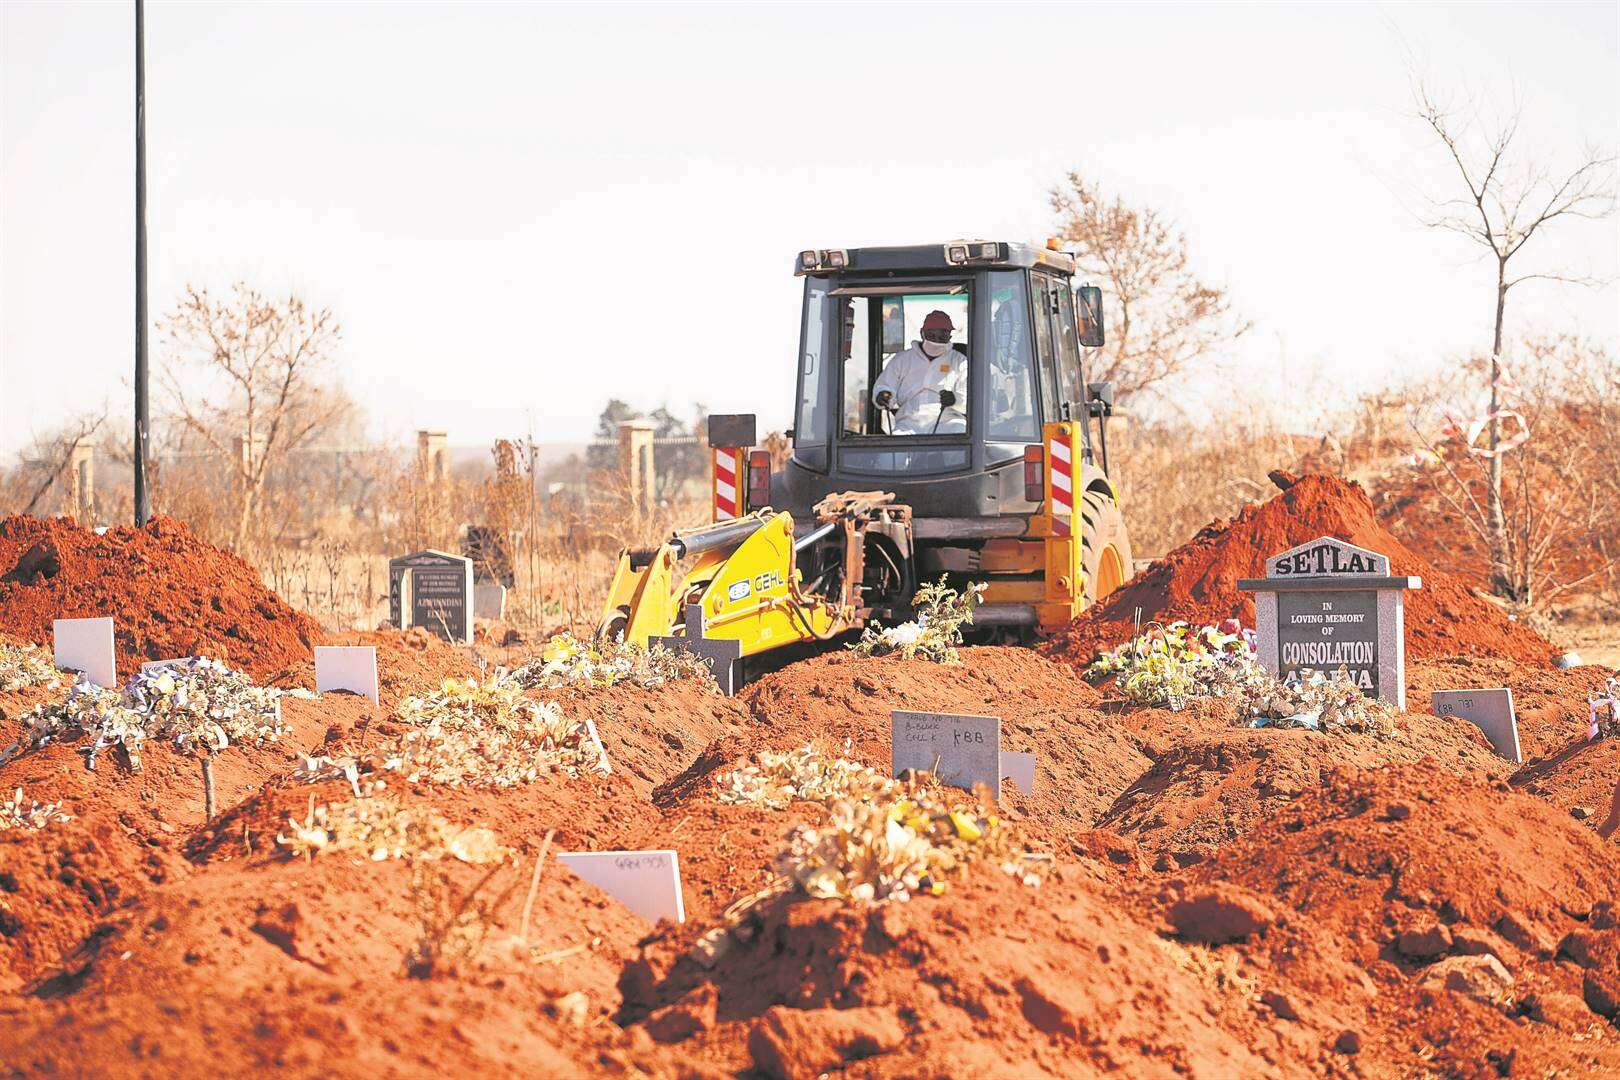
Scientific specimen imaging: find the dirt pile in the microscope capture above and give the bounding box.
[0,515,321,681]
[1175,760,1620,1075]
[1042,474,1555,666]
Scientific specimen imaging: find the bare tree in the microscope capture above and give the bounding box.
[1049,173,1250,401]
[1412,77,1616,598]
[1404,335,1620,608]
[0,412,108,519]
[157,284,348,549]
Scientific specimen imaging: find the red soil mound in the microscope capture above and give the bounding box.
[0,780,665,1077]
[1042,474,1555,667]
[735,647,1149,838]
[267,626,480,710]
[0,515,321,681]
[1095,704,1512,863]
[1176,760,1620,1075]
[622,864,1283,1077]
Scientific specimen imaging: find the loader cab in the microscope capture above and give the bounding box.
[784,242,1107,520]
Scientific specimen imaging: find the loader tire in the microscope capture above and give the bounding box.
[1080,488,1132,608]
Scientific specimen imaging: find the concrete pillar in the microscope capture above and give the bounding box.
[618,420,656,516]
[417,430,449,484]
[68,439,95,525]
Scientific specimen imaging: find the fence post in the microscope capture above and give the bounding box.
[417,430,449,485]
[618,421,656,518]
[68,439,96,526]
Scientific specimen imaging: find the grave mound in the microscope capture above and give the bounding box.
[0,794,660,1078]
[267,626,479,709]
[1095,709,1509,861]
[732,647,1152,837]
[0,515,320,681]
[1041,474,1555,667]
[1173,760,1620,1075]
[620,864,1282,1077]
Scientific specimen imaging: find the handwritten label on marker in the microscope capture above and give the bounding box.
[891,710,1001,800]
[314,646,380,705]
[556,850,684,924]
[1432,688,1521,764]
[1001,751,1036,794]
[53,617,116,688]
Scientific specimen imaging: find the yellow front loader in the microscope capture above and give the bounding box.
[600,239,1134,692]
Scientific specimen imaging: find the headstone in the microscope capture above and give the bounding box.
[1431,688,1521,763]
[556,850,684,924]
[53,617,116,688]
[461,526,515,588]
[1237,536,1421,708]
[891,710,1001,799]
[314,646,380,705]
[474,582,507,621]
[1000,751,1036,795]
[389,550,474,644]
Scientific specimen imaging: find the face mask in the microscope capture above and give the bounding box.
[921,338,950,358]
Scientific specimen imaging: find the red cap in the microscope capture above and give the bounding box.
[922,310,954,332]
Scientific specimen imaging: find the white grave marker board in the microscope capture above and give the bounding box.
[1001,751,1036,795]
[53,617,116,688]
[891,710,1001,800]
[556,850,684,924]
[1432,688,1521,764]
[314,646,380,705]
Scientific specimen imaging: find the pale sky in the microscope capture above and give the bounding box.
[2,1,1616,457]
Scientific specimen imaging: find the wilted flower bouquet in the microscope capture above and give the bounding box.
[1085,619,1258,709]
[848,578,987,664]
[509,633,715,691]
[720,745,1047,905]
[0,643,60,694]
[0,657,284,772]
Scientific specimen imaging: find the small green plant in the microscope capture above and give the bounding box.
[848,578,986,664]
[1084,620,1255,709]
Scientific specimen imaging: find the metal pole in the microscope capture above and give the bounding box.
[133,0,151,526]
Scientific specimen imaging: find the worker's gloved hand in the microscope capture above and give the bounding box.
[874,389,895,410]
[937,389,956,408]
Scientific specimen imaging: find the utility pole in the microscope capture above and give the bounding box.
[133,0,151,526]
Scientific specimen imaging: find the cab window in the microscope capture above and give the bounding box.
[1055,283,1085,408]
[836,288,969,438]
[986,271,1038,442]
[793,277,829,461]
[1030,274,1060,423]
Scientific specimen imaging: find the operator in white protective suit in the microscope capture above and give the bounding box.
[873,309,966,435]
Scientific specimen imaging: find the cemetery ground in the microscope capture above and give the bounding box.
[0,477,1617,1078]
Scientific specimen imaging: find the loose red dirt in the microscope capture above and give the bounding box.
[1042,474,1556,667]
[1,500,1616,1076]
[0,515,321,681]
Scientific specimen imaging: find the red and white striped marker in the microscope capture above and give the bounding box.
[1048,434,1073,537]
[713,447,742,520]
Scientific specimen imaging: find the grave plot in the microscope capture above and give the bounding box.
[0,491,1616,1078]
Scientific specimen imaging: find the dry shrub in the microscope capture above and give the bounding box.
[1108,413,1308,560]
